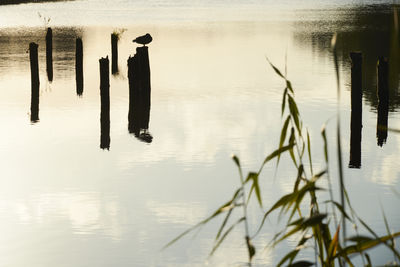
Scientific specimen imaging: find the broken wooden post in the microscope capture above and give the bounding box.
[76,38,83,96]
[99,57,110,149]
[30,42,40,123]
[377,56,389,147]
[111,33,118,74]
[127,46,152,143]
[349,52,362,168]
[46,27,53,82]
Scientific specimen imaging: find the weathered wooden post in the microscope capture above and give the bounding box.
[30,42,40,123]
[377,56,389,147]
[127,55,138,134]
[349,52,362,168]
[111,33,118,74]
[46,27,53,82]
[76,38,83,96]
[99,57,110,149]
[127,46,152,142]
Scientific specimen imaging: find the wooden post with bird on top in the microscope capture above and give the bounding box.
[127,33,153,143]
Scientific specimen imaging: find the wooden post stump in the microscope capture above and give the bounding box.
[111,33,118,74]
[76,38,83,96]
[46,27,53,82]
[99,57,110,149]
[30,42,40,123]
[127,46,152,143]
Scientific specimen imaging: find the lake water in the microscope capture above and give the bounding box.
[0,1,400,266]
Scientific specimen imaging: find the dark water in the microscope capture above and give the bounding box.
[0,1,399,266]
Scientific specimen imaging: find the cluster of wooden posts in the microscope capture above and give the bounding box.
[349,52,389,169]
[29,28,152,150]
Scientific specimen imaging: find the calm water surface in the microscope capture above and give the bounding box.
[0,1,400,266]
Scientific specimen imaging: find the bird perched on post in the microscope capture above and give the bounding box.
[132,33,152,46]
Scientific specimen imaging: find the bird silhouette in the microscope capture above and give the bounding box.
[132,33,152,46]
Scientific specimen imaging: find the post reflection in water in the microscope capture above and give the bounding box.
[99,57,110,150]
[127,46,152,143]
[377,57,389,147]
[293,5,400,111]
[349,52,362,168]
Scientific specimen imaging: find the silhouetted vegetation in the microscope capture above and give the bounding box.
[166,47,400,267]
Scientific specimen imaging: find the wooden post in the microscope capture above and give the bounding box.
[377,57,389,147]
[46,27,53,82]
[127,46,152,143]
[127,55,136,134]
[349,52,362,168]
[76,38,83,96]
[99,57,110,149]
[30,42,40,123]
[111,33,118,74]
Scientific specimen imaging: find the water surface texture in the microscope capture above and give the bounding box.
[0,1,400,266]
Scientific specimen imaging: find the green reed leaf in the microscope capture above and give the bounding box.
[321,126,329,163]
[215,208,233,241]
[163,188,241,250]
[358,217,400,260]
[259,143,295,172]
[364,253,372,267]
[286,79,294,94]
[277,250,299,267]
[275,214,327,245]
[277,115,291,166]
[293,164,304,193]
[336,231,400,258]
[266,57,285,78]
[289,261,314,267]
[246,236,256,260]
[327,225,340,261]
[232,154,241,168]
[306,130,313,176]
[282,88,288,116]
[210,217,245,257]
[246,172,262,207]
[288,127,298,167]
[288,99,301,135]
[346,235,373,243]
[326,200,351,221]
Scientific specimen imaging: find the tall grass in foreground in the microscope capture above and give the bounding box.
[164,41,400,267]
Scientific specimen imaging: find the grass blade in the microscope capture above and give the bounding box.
[278,115,291,166]
[266,57,285,78]
[210,217,245,257]
[259,143,295,173]
[306,130,313,176]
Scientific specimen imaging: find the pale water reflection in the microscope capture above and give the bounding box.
[0,1,399,266]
